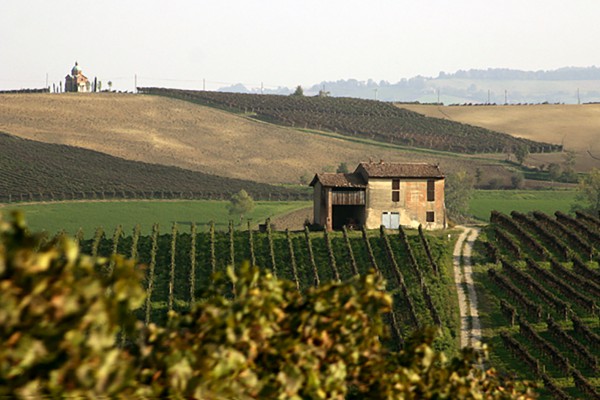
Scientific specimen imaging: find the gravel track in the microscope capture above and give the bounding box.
[453,226,482,349]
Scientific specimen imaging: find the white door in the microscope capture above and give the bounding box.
[390,212,400,229]
[381,212,400,229]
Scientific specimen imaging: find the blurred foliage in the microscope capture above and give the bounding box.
[0,212,535,398]
[0,211,145,397]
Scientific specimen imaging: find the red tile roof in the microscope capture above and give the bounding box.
[309,173,367,188]
[356,162,444,178]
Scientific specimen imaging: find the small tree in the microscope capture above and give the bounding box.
[514,144,529,165]
[547,163,562,182]
[445,170,475,223]
[292,85,304,96]
[336,162,349,173]
[108,81,113,91]
[561,150,578,182]
[574,168,600,213]
[511,172,524,189]
[227,189,255,222]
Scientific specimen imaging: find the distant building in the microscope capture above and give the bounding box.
[65,62,90,92]
[310,161,446,230]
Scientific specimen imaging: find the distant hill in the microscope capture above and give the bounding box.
[223,67,600,104]
[0,132,306,203]
[436,66,600,81]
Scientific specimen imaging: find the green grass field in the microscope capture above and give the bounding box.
[469,189,578,222]
[0,189,580,235]
[0,200,311,235]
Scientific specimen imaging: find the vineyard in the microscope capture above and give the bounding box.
[478,210,600,399]
[138,87,562,154]
[0,132,308,203]
[78,222,459,354]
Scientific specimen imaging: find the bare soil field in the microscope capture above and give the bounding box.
[0,93,504,184]
[399,103,600,171]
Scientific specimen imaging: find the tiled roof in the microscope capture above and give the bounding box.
[356,162,444,178]
[309,173,367,188]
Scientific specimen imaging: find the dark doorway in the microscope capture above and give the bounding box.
[332,205,365,230]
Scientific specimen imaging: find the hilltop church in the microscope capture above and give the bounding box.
[65,62,90,92]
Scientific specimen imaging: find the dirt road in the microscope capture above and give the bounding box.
[453,226,482,349]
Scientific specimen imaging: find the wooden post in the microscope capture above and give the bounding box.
[326,188,333,231]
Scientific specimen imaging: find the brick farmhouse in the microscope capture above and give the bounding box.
[310,161,446,230]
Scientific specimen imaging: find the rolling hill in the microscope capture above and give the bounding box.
[0,92,526,187]
[139,87,561,154]
[399,103,600,172]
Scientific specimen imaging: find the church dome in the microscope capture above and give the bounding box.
[71,62,82,76]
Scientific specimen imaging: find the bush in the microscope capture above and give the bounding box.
[0,211,145,397]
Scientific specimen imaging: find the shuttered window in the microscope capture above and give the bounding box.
[392,179,400,202]
[427,180,435,202]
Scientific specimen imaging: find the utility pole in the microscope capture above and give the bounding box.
[504,89,508,105]
[374,88,378,100]
[203,78,206,91]
[487,89,491,104]
[437,89,440,104]
[134,74,137,93]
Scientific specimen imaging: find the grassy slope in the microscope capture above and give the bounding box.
[0,200,311,235]
[1,188,578,234]
[399,103,600,172]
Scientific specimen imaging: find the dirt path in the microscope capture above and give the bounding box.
[453,226,482,349]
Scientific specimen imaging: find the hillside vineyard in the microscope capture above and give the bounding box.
[80,222,459,354]
[138,87,562,154]
[482,210,600,399]
[0,132,307,203]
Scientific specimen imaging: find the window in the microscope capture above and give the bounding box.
[427,180,435,202]
[392,179,400,202]
[426,211,435,223]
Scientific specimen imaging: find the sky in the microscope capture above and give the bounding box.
[1,0,600,92]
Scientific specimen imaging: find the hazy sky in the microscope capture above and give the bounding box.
[2,0,599,91]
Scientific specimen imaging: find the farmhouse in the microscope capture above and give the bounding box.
[65,62,90,93]
[310,161,446,230]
